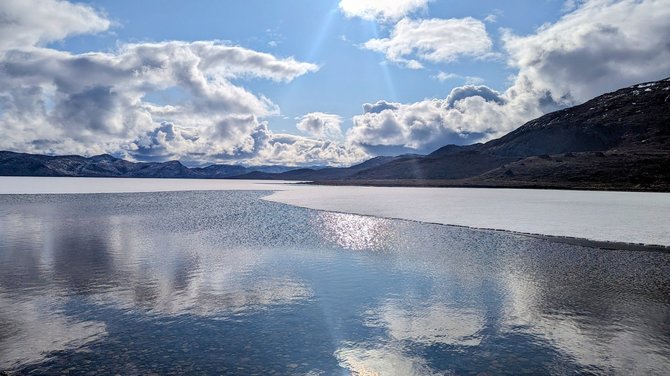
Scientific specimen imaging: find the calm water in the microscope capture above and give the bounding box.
[1,191,669,375]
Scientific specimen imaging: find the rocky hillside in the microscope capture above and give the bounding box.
[241,77,670,190]
[484,80,670,156]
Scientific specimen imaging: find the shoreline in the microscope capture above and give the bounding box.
[305,179,670,193]
[1,174,669,193]
[1,176,667,251]
[261,195,670,253]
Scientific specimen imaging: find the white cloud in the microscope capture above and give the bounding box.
[433,72,459,82]
[3,0,669,166]
[464,76,485,85]
[0,0,360,166]
[484,14,498,23]
[562,0,581,12]
[346,84,537,154]
[366,301,484,346]
[186,41,319,82]
[335,299,484,375]
[503,0,670,103]
[484,9,503,23]
[0,41,319,162]
[502,269,670,374]
[362,17,493,68]
[0,294,107,369]
[244,123,368,167]
[339,0,429,22]
[347,0,670,154]
[433,72,485,85]
[445,85,503,107]
[296,112,343,139]
[0,0,110,52]
[124,120,367,167]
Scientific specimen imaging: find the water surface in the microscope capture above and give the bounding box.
[265,186,670,247]
[2,177,669,246]
[1,191,669,375]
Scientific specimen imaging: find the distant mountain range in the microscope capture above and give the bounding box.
[1,77,669,191]
[0,151,299,179]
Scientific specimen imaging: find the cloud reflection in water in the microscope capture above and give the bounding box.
[335,299,485,375]
[0,191,669,374]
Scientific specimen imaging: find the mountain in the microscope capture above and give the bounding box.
[231,155,415,180]
[0,151,297,179]
[241,77,670,190]
[1,77,668,190]
[483,84,669,157]
[464,77,670,189]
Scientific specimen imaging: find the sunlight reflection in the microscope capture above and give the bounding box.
[3,191,670,374]
[312,212,394,251]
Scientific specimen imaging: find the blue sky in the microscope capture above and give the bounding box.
[1,0,669,166]
[61,0,564,133]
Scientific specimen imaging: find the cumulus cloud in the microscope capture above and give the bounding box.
[242,123,368,167]
[124,119,366,167]
[4,0,669,166]
[363,101,399,114]
[503,0,670,103]
[0,41,318,161]
[129,121,203,163]
[296,112,343,139]
[0,0,110,51]
[0,0,353,166]
[339,0,429,22]
[347,0,670,154]
[347,85,531,154]
[445,85,504,108]
[362,17,493,68]
[127,113,367,166]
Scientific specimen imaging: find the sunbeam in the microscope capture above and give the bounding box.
[275,2,340,120]
[369,21,398,102]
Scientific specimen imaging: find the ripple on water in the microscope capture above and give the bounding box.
[0,190,669,375]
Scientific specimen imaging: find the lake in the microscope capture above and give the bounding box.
[0,179,669,374]
[2,177,669,246]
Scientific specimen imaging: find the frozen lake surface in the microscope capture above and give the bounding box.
[2,177,669,246]
[265,186,670,247]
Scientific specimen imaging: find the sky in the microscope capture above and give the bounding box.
[0,0,669,167]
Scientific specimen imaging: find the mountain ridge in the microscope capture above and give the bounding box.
[1,77,669,191]
[0,151,300,179]
[235,77,670,190]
